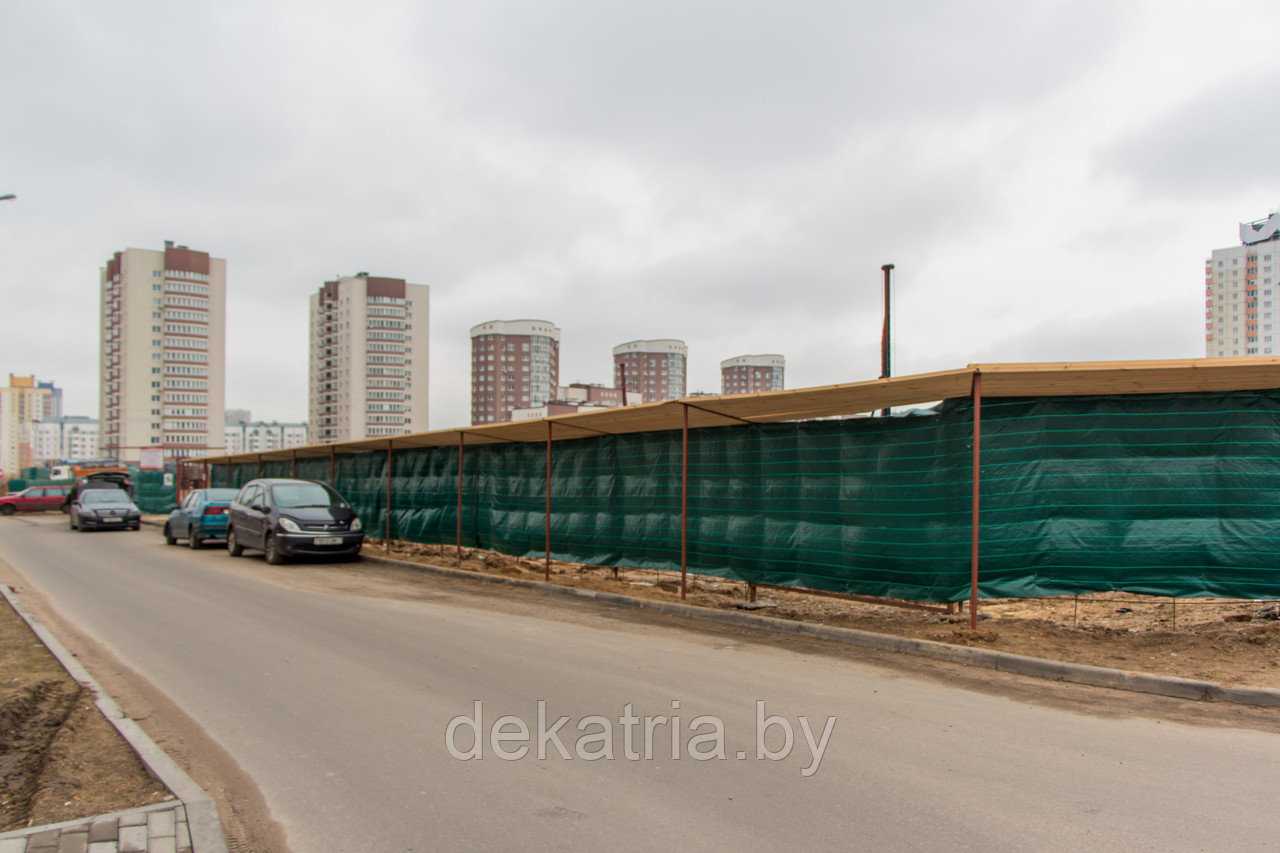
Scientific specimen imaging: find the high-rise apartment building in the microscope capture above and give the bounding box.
[37,381,61,419]
[225,410,308,455]
[612,339,687,403]
[100,242,226,464]
[1206,213,1280,357]
[309,274,429,443]
[33,416,99,465]
[721,354,785,394]
[0,375,56,477]
[470,319,561,424]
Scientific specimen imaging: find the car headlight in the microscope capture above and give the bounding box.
[350,517,362,532]
[279,517,302,532]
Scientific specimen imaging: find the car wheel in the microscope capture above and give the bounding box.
[264,534,284,565]
[164,523,177,545]
[189,531,203,549]
[227,528,244,557]
[0,505,14,516]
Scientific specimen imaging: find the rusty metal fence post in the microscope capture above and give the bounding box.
[545,422,552,582]
[681,403,689,599]
[970,370,982,630]
[385,440,393,549]
[457,433,464,569]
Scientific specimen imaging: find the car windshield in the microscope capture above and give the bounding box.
[271,483,345,509]
[83,490,130,505]
[205,489,239,502]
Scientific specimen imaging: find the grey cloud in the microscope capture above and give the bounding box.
[0,2,1234,429]
[952,299,1203,367]
[1104,68,1280,197]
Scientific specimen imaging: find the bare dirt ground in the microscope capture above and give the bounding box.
[0,595,170,832]
[363,540,1280,690]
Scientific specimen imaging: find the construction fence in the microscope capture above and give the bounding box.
[8,468,177,515]
[208,390,1280,604]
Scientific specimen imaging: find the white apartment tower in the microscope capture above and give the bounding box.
[0,375,56,477]
[721,354,785,394]
[470,320,561,424]
[309,274,429,443]
[612,339,687,403]
[33,416,99,465]
[1206,213,1280,357]
[100,243,226,464]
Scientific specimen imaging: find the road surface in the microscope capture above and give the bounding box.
[1,514,1277,852]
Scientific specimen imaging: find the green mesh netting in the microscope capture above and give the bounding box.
[206,391,1280,601]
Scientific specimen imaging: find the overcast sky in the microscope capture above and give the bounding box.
[3,1,1278,428]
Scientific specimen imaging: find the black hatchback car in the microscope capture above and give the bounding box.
[226,478,364,564]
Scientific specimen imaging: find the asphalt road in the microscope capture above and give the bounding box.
[1,514,1278,852]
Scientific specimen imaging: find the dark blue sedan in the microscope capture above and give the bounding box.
[163,488,240,549]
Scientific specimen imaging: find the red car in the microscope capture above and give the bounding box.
[0,485,73,515]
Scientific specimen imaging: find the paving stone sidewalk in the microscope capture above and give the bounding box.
[0,801,192,853]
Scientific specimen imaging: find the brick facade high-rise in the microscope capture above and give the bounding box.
[470,320,560,424]
[721,354,785,394]
[612,340,687,403]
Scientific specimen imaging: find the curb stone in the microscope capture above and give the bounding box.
[0,584,230,853]
[368,555,1280,709]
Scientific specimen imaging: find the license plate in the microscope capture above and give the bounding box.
[313,537,342,545]
[101,517,122,523]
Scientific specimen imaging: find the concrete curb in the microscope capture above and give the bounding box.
[368,555,1280,709]
[0,583,230,853]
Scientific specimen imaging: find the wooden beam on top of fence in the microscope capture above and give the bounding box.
[547,419,613,437]
[970,369,982,631]
[458,429,522,444]
[681,400,754,426]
